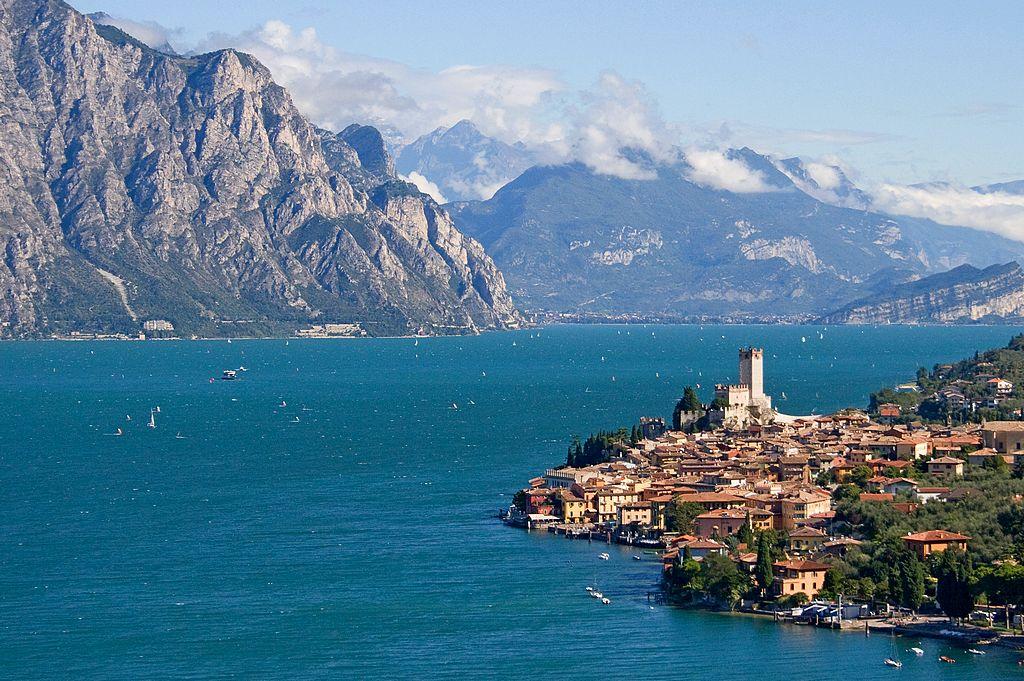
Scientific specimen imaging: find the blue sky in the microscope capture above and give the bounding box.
[76,0,1023,187]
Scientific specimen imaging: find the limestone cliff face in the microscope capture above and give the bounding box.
[819,262,1024,324]
[0,0,521,336]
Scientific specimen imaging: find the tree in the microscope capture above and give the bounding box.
[673,387,704,429]
[700,553,747,607]
[665,499,704,534]
[736,518,755,548]
[934,547,975,623]
[849,466,873,488]
[755,532,774,597]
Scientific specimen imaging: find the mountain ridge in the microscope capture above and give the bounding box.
[0,0,522,337]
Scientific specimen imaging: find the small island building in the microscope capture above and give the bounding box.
[902,530,970,559]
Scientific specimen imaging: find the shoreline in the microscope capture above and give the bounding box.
[5,319,1024,342]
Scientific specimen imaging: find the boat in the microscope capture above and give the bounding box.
[585,586,593,592]
[114,428,123,436]
[884,628,901,668]
[589,590,603,599]
[598,552,610,560]
[175,432,185,440]
[909,647,924,656]
[601,597,611,605]
[939,656,956,663]
[280,400,287,407]
[148,411,156,429]
[291,416,300,423]
[633,555,642,560]
[222,369,237,380]
[967,649,985,655]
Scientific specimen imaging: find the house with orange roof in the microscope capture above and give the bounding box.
[902,530,970,559]
[927,456,964,477]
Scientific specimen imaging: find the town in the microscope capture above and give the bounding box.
[506,344,1024,654]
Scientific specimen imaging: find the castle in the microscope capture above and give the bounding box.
[713,347,774,427]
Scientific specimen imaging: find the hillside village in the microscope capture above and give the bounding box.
[871,334,1024,423]
[507,345,1024,628]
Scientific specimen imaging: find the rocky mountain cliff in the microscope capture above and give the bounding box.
[449,153,1024,320]
[0,0,521,337]
[818,262,1024,324]
[396,120,536,202]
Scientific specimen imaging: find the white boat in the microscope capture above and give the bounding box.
[633,555,641,560]
[598,552,610,560]
[280,400,287,407]
[291,416,300,423]
[148,411,156,428]
[967,649,985,655]
[601,597,611,605]
[590,591,603,599]
[909,647,924,656]
[585,586,593,592]
[221,369,237,380]
[884,659,902,668]
[175,432,185,440]
[114,428,123,436]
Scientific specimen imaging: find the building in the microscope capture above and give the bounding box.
[554,489,587,523]
[617,502,653,527]
[638,417,667,440]
[693,508,771,539]
[927,456,964,477]
[982,422,1024,454]
[772,560,830,599]
[902,530,970,559]
[712,348,774,428]
[788,526,827,554]
[142,319,174,337]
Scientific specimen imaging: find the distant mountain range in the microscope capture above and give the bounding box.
[0,0,521,338]
[396,120,536,202]
[449,148,1024,320]
[819,262,1024,324]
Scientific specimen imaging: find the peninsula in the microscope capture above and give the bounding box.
[506,341,1024,647]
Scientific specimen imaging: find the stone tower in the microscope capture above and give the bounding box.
[739,347,765,401]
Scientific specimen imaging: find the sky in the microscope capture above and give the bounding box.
[74,0,1023,187]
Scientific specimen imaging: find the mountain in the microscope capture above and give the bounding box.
[0,0,521,338]
[975,180,1024,195]
[818,262,1024,324]
[775,157,870,209]
[396,120,536,202]
[449,151,1024,320]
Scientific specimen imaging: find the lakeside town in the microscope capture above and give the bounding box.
[505,340,1024,661]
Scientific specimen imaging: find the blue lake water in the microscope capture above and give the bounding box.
[2,324,1024,679]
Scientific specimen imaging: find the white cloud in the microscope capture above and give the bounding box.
[401,172,447,204]
[196,21,565,146]
[871,183,1024,241]
[683,148,774,193]
[89,13,181,52]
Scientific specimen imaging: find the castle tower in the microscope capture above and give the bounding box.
[739,347,764,401]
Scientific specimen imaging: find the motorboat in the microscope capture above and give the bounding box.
[222,369,237,380]
[598,552,610,560]
[967,649,985,655]
[883,659,902,668]
[909,647,924,656]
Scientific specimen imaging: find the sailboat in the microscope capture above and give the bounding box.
[148,411,156,429]
[884,630,902,668]
[114,428,123,436]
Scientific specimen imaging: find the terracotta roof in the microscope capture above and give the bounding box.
[929,456,964,465]
[774,559,830,571]
[903,530,971,542]
[983,421,1024,432]
[859,493,895,502]
[789,526,827,537]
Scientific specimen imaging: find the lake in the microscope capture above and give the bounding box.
[2,325,1022,679]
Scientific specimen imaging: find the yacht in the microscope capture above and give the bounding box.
[222,369,237,380]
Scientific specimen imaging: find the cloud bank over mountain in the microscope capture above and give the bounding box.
[95,13,1024,240]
